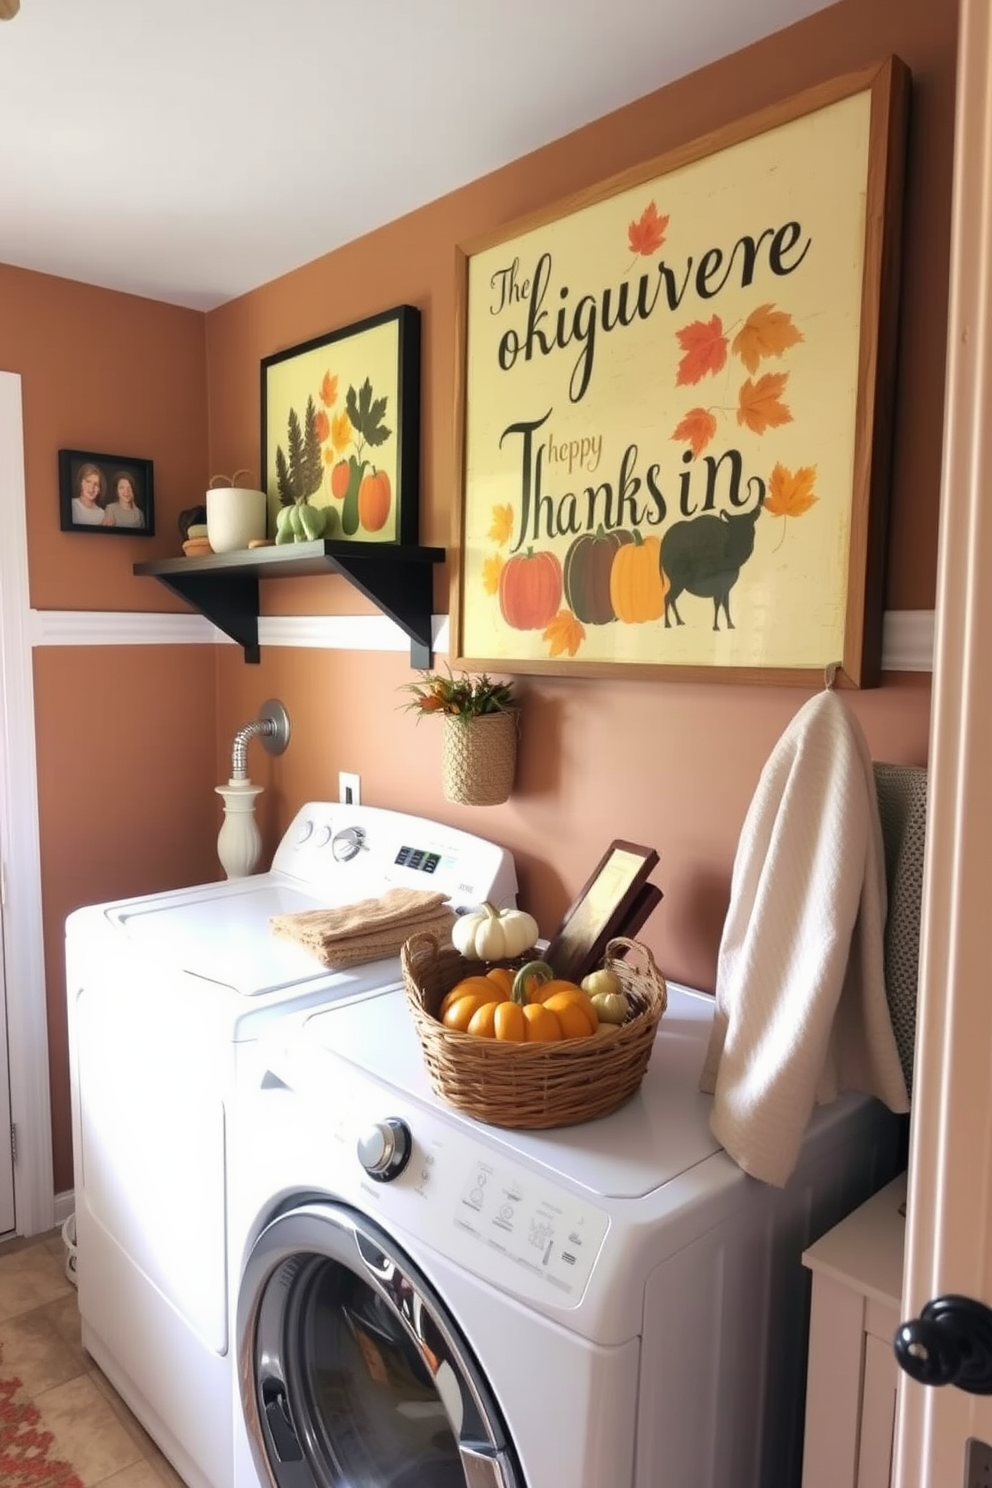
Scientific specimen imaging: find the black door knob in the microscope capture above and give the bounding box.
[894,1295,992,1394]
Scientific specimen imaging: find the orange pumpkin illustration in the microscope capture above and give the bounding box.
[330,459,351,500]
[499,548,562,630]
[609,531,666,623]
[358,468,392,531]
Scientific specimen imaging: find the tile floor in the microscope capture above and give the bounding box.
[0,1228,188,1488]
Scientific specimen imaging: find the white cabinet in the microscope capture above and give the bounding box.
[801,1172,907,1488]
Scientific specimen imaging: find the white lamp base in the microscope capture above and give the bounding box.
[215,780,264,879]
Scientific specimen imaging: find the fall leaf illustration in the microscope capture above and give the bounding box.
[672,407,718,457]
[346,379,391,450]
[736,372,793,434]
[331,411,353,454]
[482,554,505,596]
[627,200,669,258]
[488,504,513,545]
[675,316,729,386]
[274,397,322,504]
[765,462,818,518]
[319,372,338,408]
[543,609,586,659]
[731,304,804,375]
[312,409,330,444]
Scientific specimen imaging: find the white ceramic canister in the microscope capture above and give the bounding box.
[206,471,267,553]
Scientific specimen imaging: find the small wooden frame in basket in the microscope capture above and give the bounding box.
[400,933,668,1129]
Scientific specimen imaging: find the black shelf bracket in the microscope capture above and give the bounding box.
[144,568,262,662]
[134,541,445,667]
[329,552,434,669]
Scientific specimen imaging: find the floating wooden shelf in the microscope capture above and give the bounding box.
[134,540,446,666]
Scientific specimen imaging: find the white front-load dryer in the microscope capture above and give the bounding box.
[65,802,517,1488]
[229,982,905,1488]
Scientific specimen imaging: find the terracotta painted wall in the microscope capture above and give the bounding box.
[0,266,219,1191]
[2,0,957,1197]
[205,1,949,977]
[1,265,211,611]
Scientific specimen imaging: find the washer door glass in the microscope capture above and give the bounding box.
[240,1203,522,1488]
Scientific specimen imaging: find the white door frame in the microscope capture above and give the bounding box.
[0,371,55,1237]
[893,0,992,1479]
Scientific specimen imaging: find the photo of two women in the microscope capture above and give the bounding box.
[59,449,154,535]
[71,462,144,528]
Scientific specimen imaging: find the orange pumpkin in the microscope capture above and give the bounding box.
[499,548,562,630]
[359,468,392,531]
[610,530,665,623]
[439,974,508,1022]
[467,1001,501,1038]
[528,977,586,1004]
[330,459,351,500]
[436,959,599,1042]
[462,968,516,1036]
[442,992,492,1031]
[543,992,598,1038]
[493,1001,527,1041]
[521,1004,562,1042]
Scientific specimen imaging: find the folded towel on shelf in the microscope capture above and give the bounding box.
[698,689,909,1187]
[271,886,455,969]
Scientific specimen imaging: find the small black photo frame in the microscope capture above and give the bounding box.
[544,840,661,984]
[58,448,155,536]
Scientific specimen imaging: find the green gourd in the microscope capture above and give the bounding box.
[297,503,326,541]
[275,506,296,545]
[276,501,329,544]
[341,456,369,537]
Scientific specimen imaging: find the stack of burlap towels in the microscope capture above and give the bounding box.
[270,886,454,968]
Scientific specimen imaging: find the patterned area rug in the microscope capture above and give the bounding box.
[0,1347,83,1488]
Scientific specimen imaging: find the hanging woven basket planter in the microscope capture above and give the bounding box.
[441,710,518,806]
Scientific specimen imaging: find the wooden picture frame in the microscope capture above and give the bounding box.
[58,449,155,536]
[544,840,660,984]
[261,304,421,546]
[452,58,909,687]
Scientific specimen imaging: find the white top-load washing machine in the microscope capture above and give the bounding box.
[65,802,517,1488]
[229,982,905,1488]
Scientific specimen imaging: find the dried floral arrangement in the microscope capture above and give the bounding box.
[401,667,515,724]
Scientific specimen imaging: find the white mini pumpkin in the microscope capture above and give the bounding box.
[451,902,539,961]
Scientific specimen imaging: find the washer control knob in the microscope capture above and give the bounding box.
[358,1119,412,1182]
[332,826,367,862]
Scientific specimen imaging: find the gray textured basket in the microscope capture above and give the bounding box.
[873,762,928,1098]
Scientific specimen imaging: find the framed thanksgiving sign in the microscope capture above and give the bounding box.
[451,59,908,686]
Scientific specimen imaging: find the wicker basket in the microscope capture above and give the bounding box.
[441,711,518,806]
[401,933,668,1129]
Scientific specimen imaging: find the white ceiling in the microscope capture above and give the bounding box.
[0,0,835,311]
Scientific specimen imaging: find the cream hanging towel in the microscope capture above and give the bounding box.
[699,689,909,1187]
